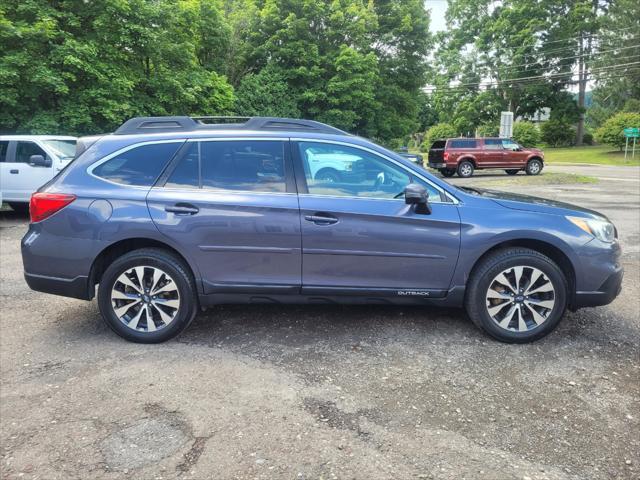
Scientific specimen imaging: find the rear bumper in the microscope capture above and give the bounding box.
[24,272,92,300]
[428,162,447,169]
[573,268,623,309]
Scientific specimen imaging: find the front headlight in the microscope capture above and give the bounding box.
[567,216,616,243]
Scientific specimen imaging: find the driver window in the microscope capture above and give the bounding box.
[298,142,440,200]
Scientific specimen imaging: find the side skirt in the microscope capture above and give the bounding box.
[198,286,466,308]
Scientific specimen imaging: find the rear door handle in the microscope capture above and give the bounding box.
[304,213,338,225]
[10,169,19,174]
[165,203,199,215]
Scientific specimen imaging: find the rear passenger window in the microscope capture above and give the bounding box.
[93,142,182,186]
[484,139,503,150]
[449,139,477,148]
[165,140,287,193]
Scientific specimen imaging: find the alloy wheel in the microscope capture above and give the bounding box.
[111,266,180,332]
[485,266,556,332]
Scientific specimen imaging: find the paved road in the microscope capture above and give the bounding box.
[1,166,638,480]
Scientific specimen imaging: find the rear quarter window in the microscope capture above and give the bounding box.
[449,139,477,149]
[92,142,182,186]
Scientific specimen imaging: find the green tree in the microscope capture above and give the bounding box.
[595,112,640,150]
[234,67,300,117]
[541,119,575,147]
[421,123,457,150]
[0,0,235,135]
[512,121,541,146]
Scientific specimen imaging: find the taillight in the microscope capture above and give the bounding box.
[29,193,76,223]
[444,151,449,161]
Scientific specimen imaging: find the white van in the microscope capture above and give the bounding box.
[0,136,77,211]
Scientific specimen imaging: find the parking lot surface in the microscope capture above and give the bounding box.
[1,165,639,480]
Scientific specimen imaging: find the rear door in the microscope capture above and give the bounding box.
[147,138,302,295]
[0,140,54,202]
[293,140,461,296]
[481,138,505,166]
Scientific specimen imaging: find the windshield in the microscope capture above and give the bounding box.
[43,139,76,160]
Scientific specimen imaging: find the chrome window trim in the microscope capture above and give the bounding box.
[292,138,459,204]
[87,139,186,188]
[152,186,295,197]
[186,137,289,143]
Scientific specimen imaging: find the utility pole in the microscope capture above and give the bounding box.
[576,0,600,146]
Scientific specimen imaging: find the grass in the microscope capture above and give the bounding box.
[544,145,640,166]
[469,172,598,187]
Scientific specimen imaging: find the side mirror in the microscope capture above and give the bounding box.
[29,155,52,168]
[404,183,431,215]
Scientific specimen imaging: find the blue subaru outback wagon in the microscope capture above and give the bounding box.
[21,116,623,343]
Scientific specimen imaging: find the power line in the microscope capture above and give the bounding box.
[423,62,640,92]
[479,44,640,73]
[422,69,640,95]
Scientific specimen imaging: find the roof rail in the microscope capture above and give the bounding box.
[113,116,348,136]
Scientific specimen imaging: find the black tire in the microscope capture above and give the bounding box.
[457,160,474,178]
[98,248,198,343]
[440,168,456,177]
[525,159,543,175]
[8,202,29,214]
[505,169,520,175]
[464,247,568,343]
[315,169,341,183]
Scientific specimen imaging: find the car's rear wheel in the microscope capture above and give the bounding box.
[98,248,197,343]
[464,247,568,343]
[457,160,474,178]
[505,169,520,175]
[526,159,543,175]
[440,168,456,177]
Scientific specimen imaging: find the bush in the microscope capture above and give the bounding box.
[512,121,541,147]
[582,132,594,145]
[421,123,457,151]
[622,99,640,113]
[476,123,499,137]
[541,119,576,147]
[595,112,640,150]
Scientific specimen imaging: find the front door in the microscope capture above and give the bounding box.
[293,141,461,297]
[0,141,54,202]
[147,138,301,295]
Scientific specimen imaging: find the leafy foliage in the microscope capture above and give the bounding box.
[476,124,499,137]
[595,112,640,150]
[541,119,575,147]
[0,0,432,141]
[421,123,458,150]
[512,122,541,147]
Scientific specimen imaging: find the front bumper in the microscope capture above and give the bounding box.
[573,268,623,309]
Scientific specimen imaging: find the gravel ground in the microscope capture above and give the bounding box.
[1,165,639,480]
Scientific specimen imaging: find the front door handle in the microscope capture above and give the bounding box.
[304,213,338,225]
[10,169,19,174]
[165,203,199,215]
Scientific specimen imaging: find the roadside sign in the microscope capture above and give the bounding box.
[624,127,639,138]
[624,127,638,160]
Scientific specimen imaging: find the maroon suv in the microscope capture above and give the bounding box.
[427,138,544,178]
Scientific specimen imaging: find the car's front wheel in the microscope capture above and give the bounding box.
[464,247,568,343]
[526,159,543,175]
[98,248,198,343]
